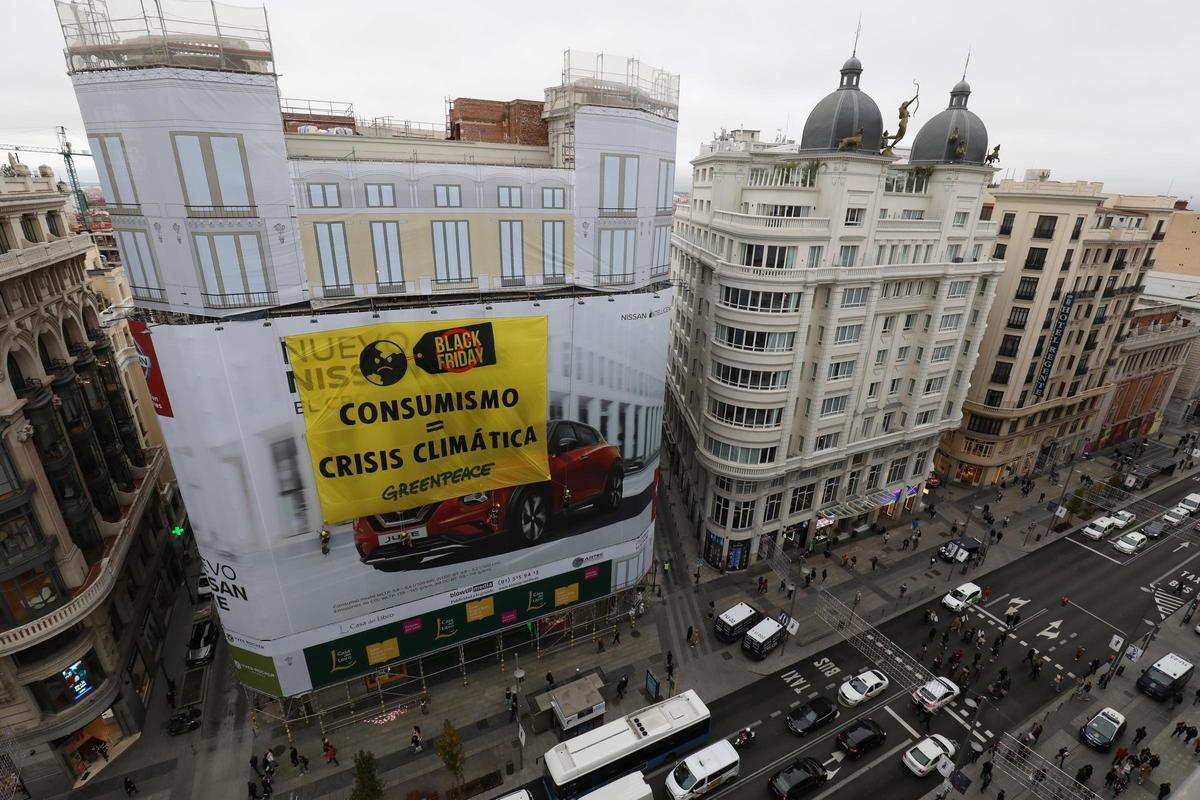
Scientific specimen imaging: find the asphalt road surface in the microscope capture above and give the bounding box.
[518,472,1200,800]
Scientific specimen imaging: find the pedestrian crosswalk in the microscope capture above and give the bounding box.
[1152,587,1187,619]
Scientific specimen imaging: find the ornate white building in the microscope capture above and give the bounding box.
[665,57,1004,569]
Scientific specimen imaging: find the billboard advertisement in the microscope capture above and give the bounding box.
[144,291,669,695]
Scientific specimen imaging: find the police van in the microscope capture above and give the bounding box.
[742,617,786,659]
[713,603,761,643]
[1136,652,1194,699]
[664,740,740,799]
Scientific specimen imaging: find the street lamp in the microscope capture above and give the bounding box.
[513,657,526,770]
[779,550,804,656]
[1031,453,1088,546]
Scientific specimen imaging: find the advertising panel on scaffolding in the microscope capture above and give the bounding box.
[139,291,669,695]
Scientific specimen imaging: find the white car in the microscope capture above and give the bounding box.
[1081,516,1117,540]
[942,582,983,612]
[912,677,961,713]
[1111,510,1137,529]
[1164,506,1190,526]
[1112,532,1147,554]
[196,575,213,602]
[838,669,890,707]
[903,734,957,776]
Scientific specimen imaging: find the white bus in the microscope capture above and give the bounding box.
[542,689,711,799]
[582,772,653,799]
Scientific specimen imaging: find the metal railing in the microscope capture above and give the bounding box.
[656,206,674,216]
[280,98,354,117]
[320,284,355,298]
[201,290,277,309]
[596,272,634,287]
[375,281,406,295]
[185,204,257,219]
[598,207,637,218]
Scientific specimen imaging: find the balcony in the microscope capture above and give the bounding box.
[1111,259,1127,271]
[1102,287,1116,298]
[1119,319,1199,351]
[185,204,258,219]
[711,210,831,236]
[596,272,634,287]
[656,206,674,216]
[0,233,93,277]
[877,218,941,233]
[975,220,998,236]
[201,290,278,309]
[0,449,164,656]
[320,284,355,298]
[1031,227,1057,240]
[1073,289,1096,299]
[129,285,166,303]
[598,207,637,218]
[375,281,406,294]
[107,204,142,216]
[1083,226,1147,243]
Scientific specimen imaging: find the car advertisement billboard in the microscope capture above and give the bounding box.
[285,317,550,521]
[143,291,669,695]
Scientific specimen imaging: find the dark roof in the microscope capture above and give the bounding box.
[910,81,988,165]
[800,57,884,154]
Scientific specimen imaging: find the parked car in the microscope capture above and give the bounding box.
[1079,707,1126,751]
[1141,520,1167,539]
[942,582,983,612]
[902,735,956,777]
[912,677,960,713]
[167,707,201,736]
[1111,510,1137,529]
[938,536,983,564]
[185,619,218,667]
[836,719,887,757]
[353,420,624,569]
[1081,516,1118,540]
[1112,532,1147,554]
[1163,506,1190,526]
[195,575,212,602]
[838,670,889,707]
[786,696,838,736]
[768,757,827,798]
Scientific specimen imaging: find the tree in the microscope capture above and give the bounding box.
[436,719,465,787]
[348,749,384,800]
[1065,491,1085,519]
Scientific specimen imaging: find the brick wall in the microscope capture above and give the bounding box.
[449,98,548,146]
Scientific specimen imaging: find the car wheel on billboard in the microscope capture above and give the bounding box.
[508,486,550,545]
[598,465,624,512]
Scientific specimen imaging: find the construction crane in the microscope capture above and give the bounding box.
[0,127,93,232]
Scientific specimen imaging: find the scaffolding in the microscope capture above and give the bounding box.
[56,0,274,75]
[548,50,680,122]
[0,728,25,800]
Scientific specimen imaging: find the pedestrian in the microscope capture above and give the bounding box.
[930,555,936,569]
[900,582,908,597]
[596,638,605,653]
[1039,492,1046,503]
[853,590,862,607]
[1024,647,1036,665]
[1194,687,1200,706]
[248,782,260,800]
[1031,723,1043,742]
[322,738,338,767]
[297,754,309,775]
[981,760,993,789]
[1139,761,1153,785]
[1003,515,1010,529]
[1056,746,1069,767]
[1105,767,1119,789]
[942,629,951,646]
[1158,782,1171,800]
[1088,657,1102,675]
[667,651,674,672]
[996,530,1003,544]
[546,671,555,689]
[612,628,621,646]
[250,755,261,777]
[263,749,277,772]
[762,577,769,593]
[851,555,858,569]
[1076,645,1086,661]
[124,778,139,797]
[871,555,878,571]
[1194,737,1200,758]
[902,536,911,551]
[689,628,699,649]
[996,791,1005,800]
[821,568,827,582]
[1132,726,1147,747]
[1188,725,1199,741]
[788,583,796,599]
[708,600,716,619]
[261,775,273,798]
[1113,746,1129,765]
[685,625,694,647]
[617,675,628,700]
[411,725,422,753]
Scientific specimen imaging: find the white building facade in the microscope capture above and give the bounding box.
[665,58,1004,569]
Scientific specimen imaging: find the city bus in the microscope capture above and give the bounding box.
[582,771,653,799]
[542,690,711,799]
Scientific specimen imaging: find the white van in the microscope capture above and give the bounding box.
[665,740,740,799]
[713,603,761,643]
[742,618,786,659]
[1136,652,1195,699]
[1180,493,1200,514]
[1081,516,1118,540]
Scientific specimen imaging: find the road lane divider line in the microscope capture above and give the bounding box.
[1066,537,1124,565]
[1148,547,1200,587]
[1065,598,1126,634]
[884,704,920,738]
[984,592,1011,608]
[809,738,914,800]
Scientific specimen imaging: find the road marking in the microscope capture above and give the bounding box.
[1037,619,1063,640]
[1066,537,1124,564]
[884,704,920,737]
[1066,599,1126,634]
[985,592,1012,608]
[770,710,782,718]
[1015,609,1047,629]
[1067,672,1076,679]
[942,706,989,744]
[1175,542,1192,552]
[1003,596,1032,615]
[1148,548,1200,587]
[791,700,802,707]
[974,606,1009,627]
[809,738,914,800]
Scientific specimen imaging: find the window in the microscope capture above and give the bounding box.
[370,221,404,289]
[888,378,901,395]
[87,133,139,210]
[821,477,840,504]
[498,186,522,208]
[365,183,395,207]
[499,220,525,282]
[314,222,351,291]
[836,245,859,267]
[543,221,565,279]
[193,232,270,304]
[884,171,928,193]
[820,395,848,417]
[984,390,1004,407]
[711,495,729,526]
[598,229,636,281]
[542,187,566,209]
[887,456,908,483]
[867,382,880,399]
[1032,215,1057,239]
[912,451,929,477]
[882,315,895,333]
[1071,216,1084,241]
[763,493,782,524]
[990,362,1012,384]
[967,414,1003,435]
[730,500,755,530]
[708,400,782,429]
[704,436,776,464]
[924,376,946,394]
[814,432,841,451]
[789,484,815,514]
[711,361,789,390]
[896,346,909,363]
[171,133,252,211]
[1015,276,1039,301]
[307,183,340,208]
[952,211,969,227]
[845,207,865,226]
[720,287,801,313]
[998,335,1021,358]
[865,464,882,489]
[656,160,675,209]
[947,280,971,298]
[1024,247,1048,270]
[828,360,855,380]
[652,226,671,276]
[834,324,862,344]
[901,208,926,219]
[117,230,164,299]
[993,243,1007,259]
[881,412,894,432]
[972,243,983,262]
[841,287,869,308]
[946,244,962,262]
[431,220,472,281]
[434,184,462,208]
[916,410,935,425]
[715,324,795,352]
[875,349,887,365]
[903,313,916,331]
[999,212,1016,236]
[859,417,874,437]
[939,313,962,331]
[600,154,639,212]
[742,244,796,269]
[931,345,954,363]
[1006,307,1029,329]
[807,245,823,268]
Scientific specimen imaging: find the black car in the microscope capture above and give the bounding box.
[1141,520,1167,539]
[786,695,838,736]
[836,718,887,757]
[768,757,827,798]
[1079,707,1126,751]
[186,619,218,667]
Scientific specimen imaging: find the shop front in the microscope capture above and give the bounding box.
[703,530,749,571]
[57,706,128,784]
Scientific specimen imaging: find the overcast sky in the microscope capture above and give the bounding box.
[4,0,1196,204]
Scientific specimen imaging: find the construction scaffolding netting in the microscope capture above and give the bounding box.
[56,0,273,74]
[552,50,680,121]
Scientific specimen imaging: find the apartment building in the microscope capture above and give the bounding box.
[665,59,1003,569]
[938,174,1176,484]
[0,160,181,795]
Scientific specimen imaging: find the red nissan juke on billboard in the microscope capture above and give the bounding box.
[353,420,623,571]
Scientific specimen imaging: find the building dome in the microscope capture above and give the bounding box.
[800,57,884,154]
[909,80,989,165]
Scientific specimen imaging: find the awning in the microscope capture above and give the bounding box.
[817,483,923,521]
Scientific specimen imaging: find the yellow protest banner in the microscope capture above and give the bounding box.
[285,317,549,522]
